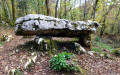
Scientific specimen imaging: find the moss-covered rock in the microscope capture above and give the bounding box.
[34,36,57,55]
[0,34,14,42]
[74,42,86,54]
[112,48,120,56]
[77,66,87,75]
[24,52,37,70]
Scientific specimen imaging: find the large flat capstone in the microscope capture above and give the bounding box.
[15,14,100,37]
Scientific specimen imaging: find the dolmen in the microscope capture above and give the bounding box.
[15,14,100,54]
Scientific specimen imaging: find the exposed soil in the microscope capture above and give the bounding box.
[0,27,120,75]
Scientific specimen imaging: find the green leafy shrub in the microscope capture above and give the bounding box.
[58,52,72,59]
[14,68,23,75]
[0,42,4,46]
[95,36,100,41]
[50,52,77,71]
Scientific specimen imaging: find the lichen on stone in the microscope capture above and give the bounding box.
[74,42,86,54]
[71,22,78,29]
[34,36,57,55]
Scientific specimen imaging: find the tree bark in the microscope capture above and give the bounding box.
[90,0,99,21]
[64,0,67,18]
[59,0,62,19]
[46,0,51,16]
[61,7,72,18]
[100,4,113,36]
[73,0,76,20]
[84,0,87,20]
[55,0,59,18]
[115,8,120,21]
[79,0,82,20]
[37,0,40,14]
[11,0,16,22]
[42,0,44,14]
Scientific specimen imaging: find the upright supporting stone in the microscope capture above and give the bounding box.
[74,42,87,54]
[34,36,57,55]
[78,34,91,47]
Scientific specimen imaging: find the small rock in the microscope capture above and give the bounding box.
[45,52,48,55]
[24,72,28,75]
[41,53,45,57]
[0,46,3,49]
[20,59,23,63]
[31,52,35,56]
[36,62,40,65]
[0,34,13,42]
[24,53,37,69]
[75,42,86,54]
[6,35,13,42]
[15,49,19,53]
[4,66,8,72]
[31,55,37,63]
[100,54,104,57]
[8,69,16,75]
[88,51,97,55]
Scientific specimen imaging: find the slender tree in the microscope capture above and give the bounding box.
[100,4,114,36]
[90,0,99,21]
[79,0,82,20]
[37,0,40,14]
[84,0,87,20]
[55,0,59,18]
[73,0,76,20]
[11,0,16,22]
[46,0,51,16]
[64,0,67,18]
[59,0,62,18]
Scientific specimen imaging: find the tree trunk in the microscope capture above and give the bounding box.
[5,1,11,20]
[79,0,81,20]
[90,0,99,21]
[37,0,40,14]
[55,0,59,18]
[59,0,62,19]
[115,8,120,21]
[84,0,87,20]
[64,0,67,18]
[11,0,16,22]
[61,7,72,18]
[73,0,76,20]
[45,0,51,16]
[100,4,113,36]
[42,0,44,14]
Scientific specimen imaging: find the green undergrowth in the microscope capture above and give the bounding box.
[14,68,24,75]
[0,42,4,46]
[112,48,120,56]
[94,41,114,51]
[92,36,115,52]
[91,47,101,52]
[50,52,78,72]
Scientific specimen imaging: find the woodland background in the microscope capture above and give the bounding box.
[0,0,120,36]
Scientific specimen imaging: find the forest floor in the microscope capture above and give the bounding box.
[0,27,120,75]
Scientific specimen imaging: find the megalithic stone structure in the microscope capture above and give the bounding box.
[15,14,100,47]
